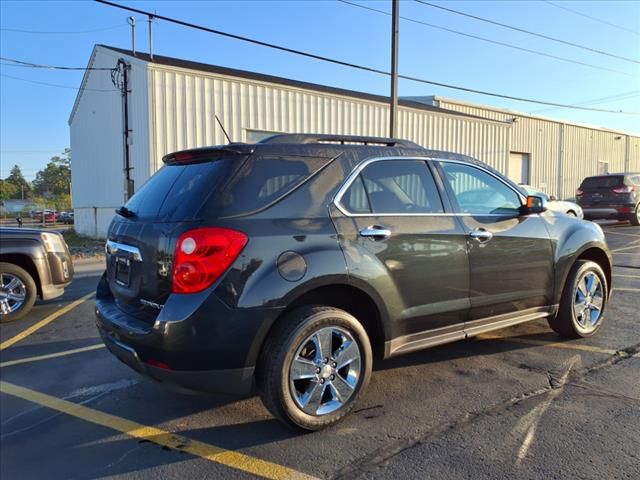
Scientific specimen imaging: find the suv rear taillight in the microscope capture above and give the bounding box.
[172,227,248,294]
[612,185,634,193]
[575,189,584,197]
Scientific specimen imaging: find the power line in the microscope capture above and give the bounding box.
[0,24,126,35]
[1,57,115,71]
[530,91,640,114]
[1,73,117,92]
[414,1,640,65]
[545,1,640,37]
[93,0,638,114]
[338,0,635,77]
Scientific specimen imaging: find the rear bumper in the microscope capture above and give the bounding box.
[581,204,636,220]
[98,328,255,395]
[94,273,283,395]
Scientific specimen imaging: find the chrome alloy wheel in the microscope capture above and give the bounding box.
[289,326,362,416]
[574,271,604,332]
[0,273,27,315]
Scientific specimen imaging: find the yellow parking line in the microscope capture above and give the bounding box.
[478,333,617,355]
[0,344,105,368]
[0,292,94,351]
[0,381,315,480]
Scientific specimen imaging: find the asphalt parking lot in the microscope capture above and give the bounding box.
[1,223,638,480]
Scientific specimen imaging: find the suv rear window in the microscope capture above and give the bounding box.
[123,159,233,221]
[580,176,624,190]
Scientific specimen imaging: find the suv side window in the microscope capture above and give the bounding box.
[437,161,522,215]
[341,160,444,214]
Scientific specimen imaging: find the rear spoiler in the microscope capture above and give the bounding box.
[163,144,255,164]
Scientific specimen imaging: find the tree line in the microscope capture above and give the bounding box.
[0,148,72,212]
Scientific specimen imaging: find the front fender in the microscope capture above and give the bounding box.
[547,217,611,304]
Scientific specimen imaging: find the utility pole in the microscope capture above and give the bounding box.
[148,15,154,61]
[389,0,399,138]
[127,16,136,56]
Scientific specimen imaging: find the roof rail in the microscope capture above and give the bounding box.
[258,134,421,148]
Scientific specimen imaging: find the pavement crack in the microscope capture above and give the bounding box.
[332,343,640,480]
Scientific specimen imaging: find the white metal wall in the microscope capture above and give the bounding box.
[69,47,151,237]
[147,65,509,172]
[431,98,640,199]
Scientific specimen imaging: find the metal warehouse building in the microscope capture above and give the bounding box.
[70,45,640,237]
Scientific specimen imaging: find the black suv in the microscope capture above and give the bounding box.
[96,134,612,430]
[576,173,640,226]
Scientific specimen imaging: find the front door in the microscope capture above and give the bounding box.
[332,159,470,355]
[433,160,554,326]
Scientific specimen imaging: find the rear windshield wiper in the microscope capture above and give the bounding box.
[115,206,136,218]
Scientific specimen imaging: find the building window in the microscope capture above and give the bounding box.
[598,160,609,175]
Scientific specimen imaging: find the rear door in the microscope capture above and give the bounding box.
[433,160,554,326]
[332,158,470,354]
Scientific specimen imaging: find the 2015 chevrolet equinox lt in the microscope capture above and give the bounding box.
[96,134,612,430]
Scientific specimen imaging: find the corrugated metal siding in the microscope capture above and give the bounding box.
[436,100,640,200]
[69,49,124,212]
[148,66,509,172]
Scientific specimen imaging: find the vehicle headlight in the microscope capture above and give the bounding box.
[41,232,68,253]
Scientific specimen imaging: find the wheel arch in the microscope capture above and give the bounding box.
[556,245,612,304]
[263,282,388,360]
[0,254,42,297]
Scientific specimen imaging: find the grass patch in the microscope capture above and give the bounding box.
[62,229,104,249]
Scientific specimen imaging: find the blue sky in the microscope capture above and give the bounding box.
[1,0,639,180]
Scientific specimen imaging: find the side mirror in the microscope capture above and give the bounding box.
[549,195,557,201]
[521,195,547,215]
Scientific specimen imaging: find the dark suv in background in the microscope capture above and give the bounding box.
[576,173,640,226]
[96,134,612,430]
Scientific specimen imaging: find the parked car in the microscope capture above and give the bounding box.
[96,134,612,430]
[33,210,58,222]
[576,173,640,226]
[519,184,584,218]
[0,227,74,321]
[59,211,75,224]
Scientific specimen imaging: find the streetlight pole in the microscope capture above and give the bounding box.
[389,0,399,138]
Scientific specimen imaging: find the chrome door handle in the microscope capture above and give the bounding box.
[359,226,391,239]
[469,229,493,243]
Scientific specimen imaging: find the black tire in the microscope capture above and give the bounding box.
[257,306,372,431]
[0,262,37,323]
[566,210,577,217]
[631,204,640,226]
[548,260,608,338]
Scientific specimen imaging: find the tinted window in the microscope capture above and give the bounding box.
[438,162,522,215]
[347,160,444,214]
[342,175,371,213]
[580,176,624,190]
[213,154,334,216]
[124,160,231,220]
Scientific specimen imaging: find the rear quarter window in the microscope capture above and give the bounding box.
[211,154,334,216]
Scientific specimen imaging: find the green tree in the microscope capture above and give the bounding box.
[0,179,19,201]
[32,149,71,199]
[5,165,31,199]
